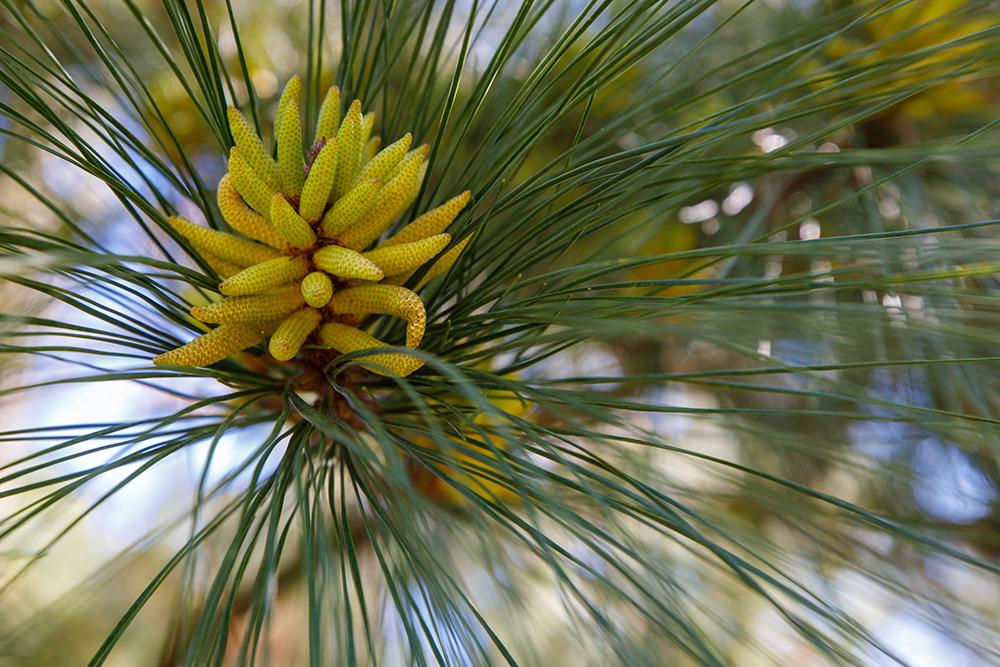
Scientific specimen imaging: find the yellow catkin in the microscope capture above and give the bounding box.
[300,271,334,308]
[155,78,478,371]
[168,215,280,267]
[270,195,317,249]
[226,107,280,190]
[357,133,412,185]
[328,284,426,348]
[416,236,470,290]
[364,234,451,278]
[362,112,376,144]
[191,286,304,324]
[217,175,287,249]
[201,253,243,279]
[268,308,322,361]
[337,152,424,250]
[229,147,277,216]
[387,145,428,182]
[153,323,268,367]
[299,138,339,222]
[319,178,381,237]
[276,76,305,195]
[317,322,424,377]
[363,136,381,164]
[312,245,384,281]
[404,161,429,211]
[332,100,363,199]
[219,256,311,296]
[383,191,471,247]
[314,85,341,143]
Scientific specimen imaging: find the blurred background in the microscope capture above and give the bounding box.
[0,0,998,665]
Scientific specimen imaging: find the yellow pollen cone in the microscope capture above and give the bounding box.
[312,245,384,281]
[337,152,424,250]
[200,253,243,279]
[269,308,322,361]
[191,286,304,324]
[276,76,305,195]
[318,322,424,377]
[328,284,426,348]
[384,191,471,247]
[167,215,280,267]
[217,175,286,249]
[300,271,333,308]
[416,236,470,290]
[314,85,341,143]
[411,161,429,201]
[357,133,412,185]
[228,147,278,217]
[364,234,451,278]
[153,323,268,367]
[332,100,363,199]
[226,106,280,190]
[299,138,339,222]
[270,195,317,249]
[362,112,376,144]
[219,256,311,296]
[320,178,381,237]
[363,136,382,163]
[387,145,429,182]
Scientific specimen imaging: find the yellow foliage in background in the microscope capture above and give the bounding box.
[827,0,993,120]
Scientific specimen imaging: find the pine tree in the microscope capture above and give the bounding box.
[0,1,997,664]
